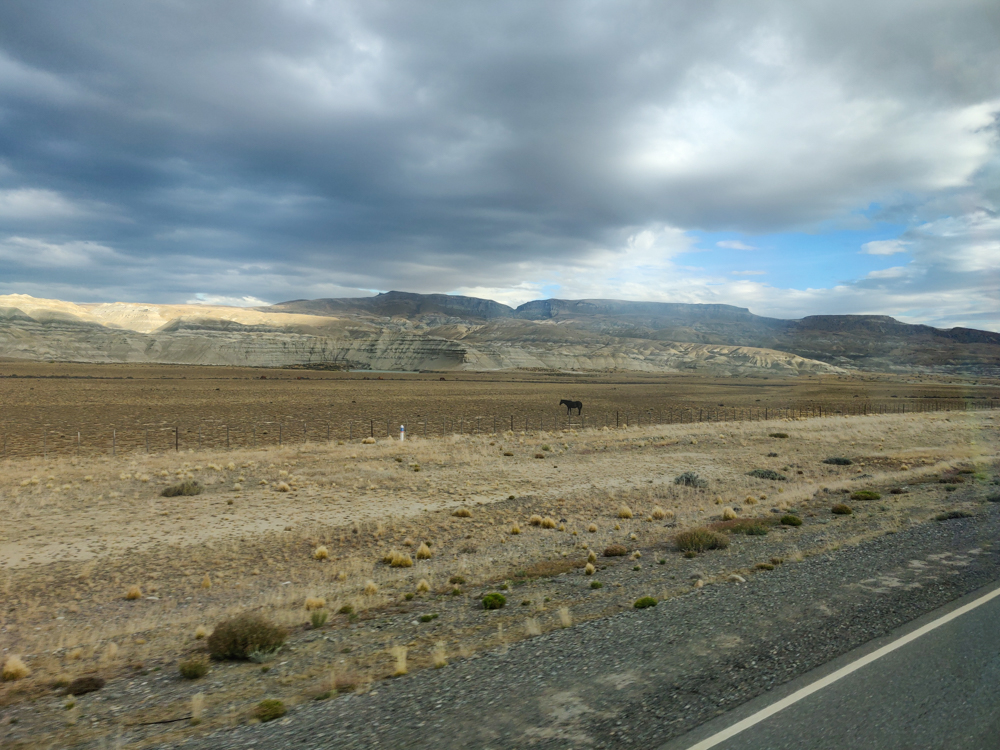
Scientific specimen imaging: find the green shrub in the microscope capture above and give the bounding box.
[161,480,202,497]
[338,605,354,615]
[769,432,789,439]
[420,613,439,622]
[748,469,787,481]
[590,581,603,589]
[780,514,803,526]
[674,472,708,488]
[831,503,853,515]
[935,510,974,521]
[541,444,552,451]
[675,527,729,552]
[603,544,628,557]
[207,613,287,661]
[482,593,506,610]
[634,597,657,609]
[310,610,328,629]
[448,575,466,585]
[851,490,881,501]
[254,699,286,723]
[823,457,853,465]
[755,562,775,570]
[178,655,208,679]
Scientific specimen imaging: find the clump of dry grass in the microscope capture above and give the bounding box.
[558,607,572,627]
[275,482,291,492]
[510,523,521,535]
[304,596,326,610]
[364,581,379,595]
[745,496,758,505]
[194,625,209,640]
[124,585,142,600]
[529,514,544,526]
[452,507,472,518]
[2,655,30,681]
[201,574,212,589]
[416,579,430,593]
[604,544,628,557]
[313,546,330,560]
[587,550,597,563]
[722,507,739,520]
[618,505,633,519]
[651,506,667,520]
[179,655,209,680]
[584,562,596,575]
[191,692,205,725]
[540,516,557,529]
[416,542,433,559]
[525,618,542,636]
[391,646,408,676]
[433,642,448,668]
[587,523,597,533]
[383,550,412,567]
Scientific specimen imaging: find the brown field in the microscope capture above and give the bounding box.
[0,364,999,748]
[1,361,997,458]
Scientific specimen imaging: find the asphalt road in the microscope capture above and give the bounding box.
[662,582,1000,750]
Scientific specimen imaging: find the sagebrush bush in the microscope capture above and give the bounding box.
[935,510,974,521]
[851,490,881,501]
[780,514,803,526]
[207,614,287,660]
[831,503,853,515]
[482,593,506,610]
[66,675,105,695]
[179,655,209,679]
[823,457,853,465]
[634,597,657,609]
[748,469,787,481]
[674,472,708,488]
[254,699,286,723]
[675,527,729,552]
[161,480,202,497]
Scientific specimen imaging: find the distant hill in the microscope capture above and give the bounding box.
[0,291,996,375]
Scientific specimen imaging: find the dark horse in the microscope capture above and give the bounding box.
[560,399,583,415]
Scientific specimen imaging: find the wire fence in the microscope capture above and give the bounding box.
[1,398,995,460]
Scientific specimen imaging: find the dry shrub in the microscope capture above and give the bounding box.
[744,496,758,505]
[651,506,667,520]
[304,597,326,610]
[179,655,209,680]
[313,546,330,560]
[384,550,414,568]
[452,507,472,518]
[584,562,596,575]
[510,523,521,535]
[558,607,572,627]
[275,482,291,492]
[541,516,557,529]
[207,613,287,660]
[528,514,544,526]
[618,505,633,519]
[722,507,738,520]
[832,504,853,515]
[66,675,105,695]
[254,699,286,722]
[416,542,433,560]
[125,585,142,600]
[194,625,208,640]
[675,528,729,552]
[161,480,202,497]
[587,523,598,533]
[2,655,30,681]
[416,579,431,593]
[201,574,212,589]
[364,581,379,595]
[587,550,597,563]
[403,537,415,547]
[604,544,628,557]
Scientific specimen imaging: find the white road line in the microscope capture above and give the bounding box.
[681,583,1000,750]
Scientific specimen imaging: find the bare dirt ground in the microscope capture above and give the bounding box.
[0,370,998,748]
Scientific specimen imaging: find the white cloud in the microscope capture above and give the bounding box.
[861,239,910,255]
[0,236,118,267]
[717,240,757,250]
[731,270,765,275]
[186,294,270,307]
[0,189,88,220]
[864,266,909,279]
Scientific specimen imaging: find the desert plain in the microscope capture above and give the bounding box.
[1,364,999,748]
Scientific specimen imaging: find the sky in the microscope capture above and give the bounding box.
[0,0,998,329]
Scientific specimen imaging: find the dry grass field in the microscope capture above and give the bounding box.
[0,365,999,748]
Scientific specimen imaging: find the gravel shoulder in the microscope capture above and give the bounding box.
[161,496,1000,749]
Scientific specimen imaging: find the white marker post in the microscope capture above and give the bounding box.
[399,424,405,441]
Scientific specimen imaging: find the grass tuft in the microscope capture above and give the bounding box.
[831,503,853,515]
[310,610,329,629]
[452,507,472,518]
[722,507,738,520]
[541,516,558,529]
[603,544,628,557]
[313,546,330,560]
[416,579,431,593]
[179,655,209,680]
[651,506,667,520]
[304,596,326,610]
[254,699,286,723]
[2,655,30,681]
[780,514,803,526]
[125,585,142,600]
[584,562,596,575]
[851,490,881,501]
[416,542,433,560]
[587,523,598,533]
[618,504,633,519]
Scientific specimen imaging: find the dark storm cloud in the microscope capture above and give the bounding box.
[0,0,997,313]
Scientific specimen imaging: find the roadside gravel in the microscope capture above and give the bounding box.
[162,501,1000,749]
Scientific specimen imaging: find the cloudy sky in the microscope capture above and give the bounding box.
[0,0,998,328]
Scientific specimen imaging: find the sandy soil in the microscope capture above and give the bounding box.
[0,406,997,748]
